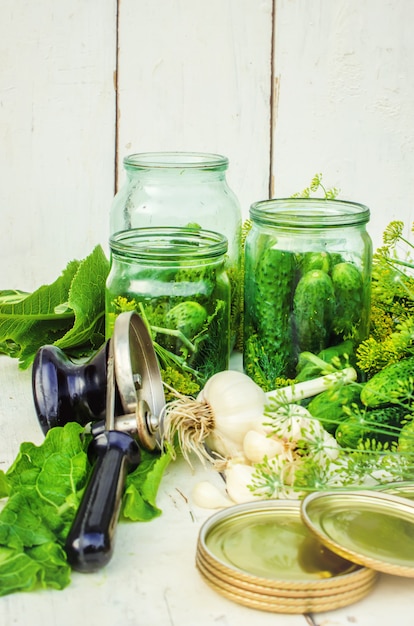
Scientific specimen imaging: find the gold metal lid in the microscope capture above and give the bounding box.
[380,481,414,500]
[195,499,377,613]
[301,489,414,578]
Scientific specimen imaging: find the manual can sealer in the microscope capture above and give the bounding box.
[32,311,166,573]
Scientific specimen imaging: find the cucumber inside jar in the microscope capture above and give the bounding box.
[106,264,230,399]
[243,197,372,392]
[244,247,369,391]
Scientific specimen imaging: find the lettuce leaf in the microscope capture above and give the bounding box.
[0,422,172,596]
[122,447,172,521]
[0,245,109,368]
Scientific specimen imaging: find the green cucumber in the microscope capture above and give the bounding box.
[299,251,332,274]
[248,247,296,381]
[331,262,364,337]
[361,356,414,408]
[293,269,335,353]
[307,383,362,434]
[335,405,406,449]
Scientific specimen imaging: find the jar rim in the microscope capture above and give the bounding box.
[249,198,370,227]
[123,151,229,171]
[109,227,228,260]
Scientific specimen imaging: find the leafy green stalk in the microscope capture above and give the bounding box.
[0,245,109,368]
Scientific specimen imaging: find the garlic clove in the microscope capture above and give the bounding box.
[243,430,284,464]
[224,462,258,504]
[192,480,233,509]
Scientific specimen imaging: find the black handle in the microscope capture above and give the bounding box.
[65,430,141,573]
[32,343,110,433]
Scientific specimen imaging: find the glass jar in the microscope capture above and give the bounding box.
[106,227,230,398]
[110,152,242,346]
[243,198,372,390]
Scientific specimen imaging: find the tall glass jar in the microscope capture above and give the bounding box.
[106,227,230,398]
[110,152,242,346]
[243,198,372,390]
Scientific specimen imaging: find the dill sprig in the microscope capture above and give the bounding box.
[290,173,340,199]
[356,220,414,375]
[249,420,414,499]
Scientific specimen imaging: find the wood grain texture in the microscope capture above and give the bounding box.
[115,0,273,218]
[272,0,414,248]
[0,0,117,290]
[1,0,414,284]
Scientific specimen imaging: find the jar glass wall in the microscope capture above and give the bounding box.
[110,152,242,346]
[106,227,230,398]
[243,198,373,390]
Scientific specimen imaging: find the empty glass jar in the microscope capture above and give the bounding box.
[110,152,242,346]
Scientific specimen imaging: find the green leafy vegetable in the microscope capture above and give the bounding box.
[122,447,172,521]
[0,423,172,596]
[0,423,87,595]
[0,245,109,368]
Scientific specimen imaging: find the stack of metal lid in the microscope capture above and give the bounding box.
[196,487,414,614]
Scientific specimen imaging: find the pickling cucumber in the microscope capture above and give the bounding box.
[299,251,332,274]
[335,405,406,448]
[307,383,363,434]
[293,269,335,353]
[246,246,296,381]
[331,262,364,338]
[361,356,414,408]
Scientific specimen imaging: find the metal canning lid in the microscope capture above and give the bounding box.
[196,500,377,614]
[380,481,414,500]
[196,543,375,598]
[196,557,376,615]
[301,490,414,577]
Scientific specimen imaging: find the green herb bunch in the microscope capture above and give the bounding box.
[356,220,414,375]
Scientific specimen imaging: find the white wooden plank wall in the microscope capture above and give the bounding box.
[0,0,117,290]
[116,0,272,218]
[1,0,413,292]
[272,0,414,249]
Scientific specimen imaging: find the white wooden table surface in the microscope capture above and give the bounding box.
[0,354,413,626]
